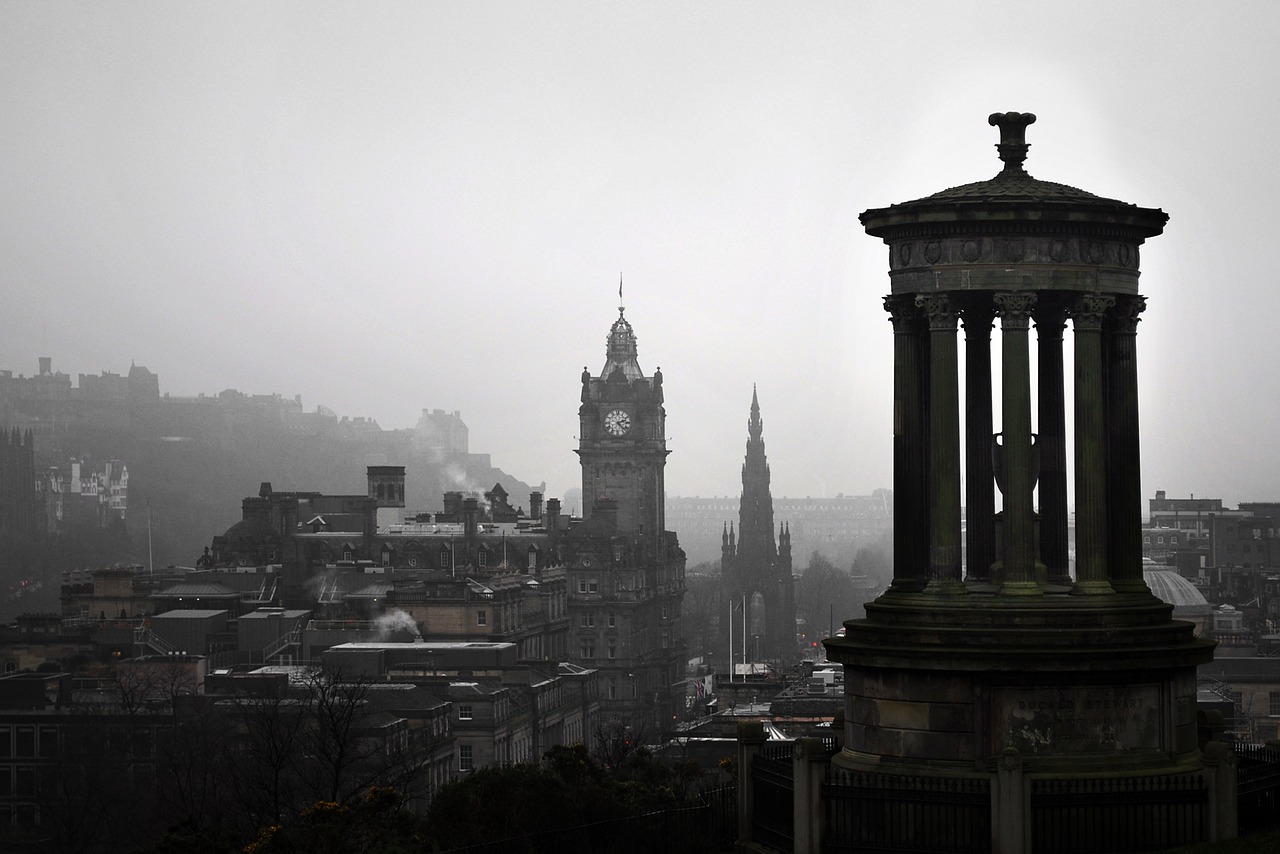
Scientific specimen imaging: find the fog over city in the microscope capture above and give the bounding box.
[2,2,1277,505]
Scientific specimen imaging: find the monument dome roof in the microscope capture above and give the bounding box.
[1142,568,1211,617]
[861,112,1168,237]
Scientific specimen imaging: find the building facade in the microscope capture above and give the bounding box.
[572,307,686,736]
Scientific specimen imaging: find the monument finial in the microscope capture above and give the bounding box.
[988,111,1037,174]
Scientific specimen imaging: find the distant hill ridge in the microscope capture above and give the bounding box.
[0,357,538,570]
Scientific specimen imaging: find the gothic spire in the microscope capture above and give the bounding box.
[738,388,776,564]
[748,384,762,440]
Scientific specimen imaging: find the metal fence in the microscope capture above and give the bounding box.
[822,768,991,854]
[1029,773,1207,854]
[752,744,796,852]
[1237,743,1280,835]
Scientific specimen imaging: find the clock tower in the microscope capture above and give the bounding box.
[576,307,667,544]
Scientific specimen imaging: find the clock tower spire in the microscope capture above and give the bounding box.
[577,305,668,543]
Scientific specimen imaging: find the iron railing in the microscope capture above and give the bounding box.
[1237,743,1280,835]
[1029,773,1207,853]
[822,768,991,854]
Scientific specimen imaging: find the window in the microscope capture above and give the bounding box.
[580,613,595,628]
[608,640,617,659]
[440,548,451,569]
[477,610,487,626]
[579,639,596,659]
[459,705,473,721]
[14,766,33,797]
[608,613,616,628]
[577,578,588,594]
[608,679,617,700]
[477,549,488,567]
[38,727,56,759]
[588,578,598,594]
[1157,536,1165,545]
[14,728,33,758]
[0,727,10,759]
[1271,692,1280,717]
[459,744,473,771]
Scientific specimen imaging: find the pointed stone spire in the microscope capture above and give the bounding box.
[748,384,763,440]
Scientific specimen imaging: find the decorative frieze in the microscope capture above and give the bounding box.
[886,235,1141,271]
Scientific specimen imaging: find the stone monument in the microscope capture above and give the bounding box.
[821,113,1228,854]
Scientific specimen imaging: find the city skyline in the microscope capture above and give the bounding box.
[3,2,1278,505]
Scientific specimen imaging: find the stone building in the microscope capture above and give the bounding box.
[0,430,41,540]
[572,305,687,735]
[200,302,686,736]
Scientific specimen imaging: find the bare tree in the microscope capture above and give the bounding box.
[592,718,648,771]
[295,665,423,808]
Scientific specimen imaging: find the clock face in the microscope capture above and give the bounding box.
[604,409,631,436]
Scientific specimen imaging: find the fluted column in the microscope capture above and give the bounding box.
[886,296,928,592]
[994,292,1041,594]
[1035,301,1070,586]
[917,294,963,592]
[1070,294,1115,594]
[1106,295,1148,594]
[962,299,996,583]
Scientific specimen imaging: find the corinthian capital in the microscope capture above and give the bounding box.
[915,293,958,330]
[994,292,1037,329]
[883,294,920,333]
[1109,294,1147,333]
[1068,293,1115,332]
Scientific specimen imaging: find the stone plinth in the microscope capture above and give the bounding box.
[828,592,1212,777]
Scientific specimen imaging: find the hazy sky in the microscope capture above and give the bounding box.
[3,2,1278,506]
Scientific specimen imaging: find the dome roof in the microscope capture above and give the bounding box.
[860,112,1167,238]
[220,516,276,541]
[920,170,1112,204]
[1143,568,1211,617]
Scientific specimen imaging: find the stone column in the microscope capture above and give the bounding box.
[917,294,963,592]
[963,299,996,583]
[994,292,1041,594]
[792,737,829,854]
[736,720,767,846]
[1107,295,1148,594]
[1201,740,1239,842]
[886,296,928,592]
[1036,302,1070,586]
[1070,294,1114,594]
[993,747,1027,854]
